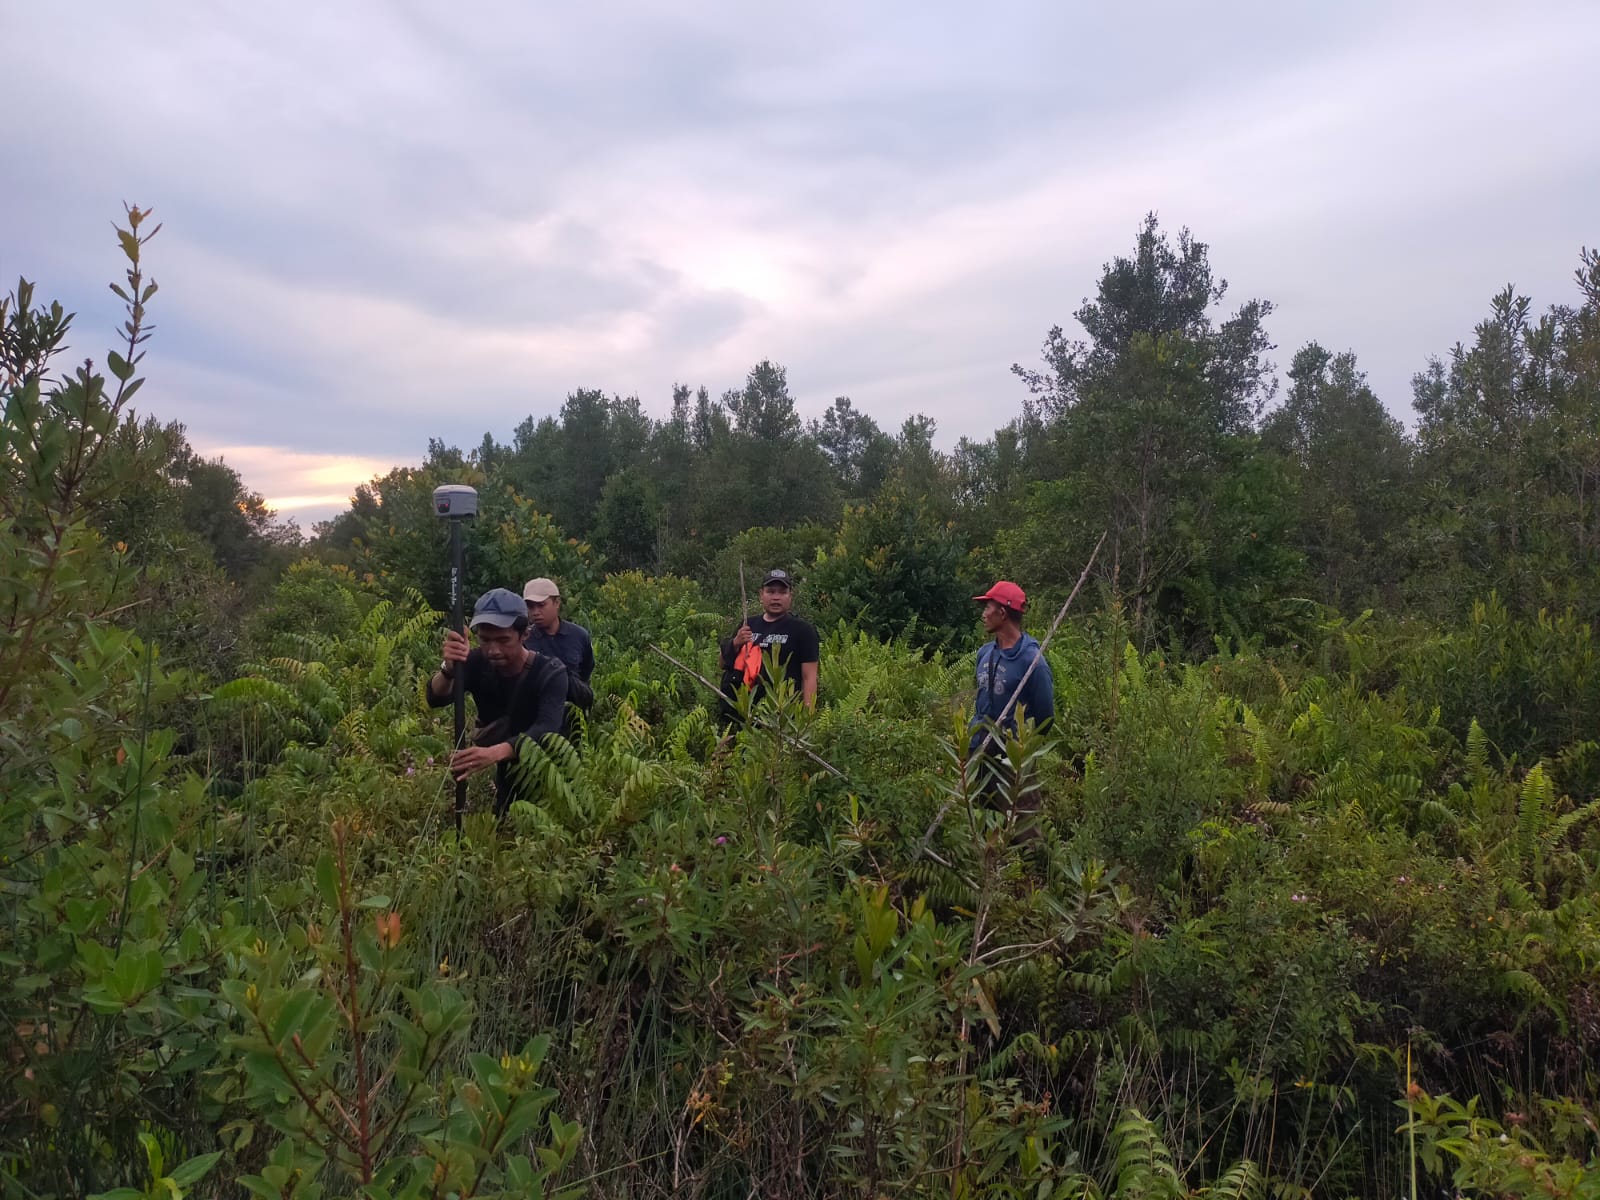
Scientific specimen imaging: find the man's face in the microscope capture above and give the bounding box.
[761,582,793,617]
[526,595,561,634]
[476,624,525,673]
[980,600,1008,635]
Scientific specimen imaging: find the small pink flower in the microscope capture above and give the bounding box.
[713,836,728,846]
[1290,893,1307,902]
[1396,875,1409,885]
[405,766,415,776]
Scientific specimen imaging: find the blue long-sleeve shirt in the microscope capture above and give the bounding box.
[524,619,594,683]
[970,634,1054,752]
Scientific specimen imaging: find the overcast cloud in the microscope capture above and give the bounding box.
[5,1,1598,522]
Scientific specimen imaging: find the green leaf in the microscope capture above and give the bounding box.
[220,977,255,1012]
[315,851,339,908]
[519,1032,551,1074]
[139,1130,164,1179]
[242,1050,291,1096]
[135,948,164,995]
[167,1150,223,1188]
[81,986,126,1015]
[496,1107,547,1152]
[270,988,318,1046]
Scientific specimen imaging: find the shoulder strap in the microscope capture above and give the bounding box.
[506,651,542,712]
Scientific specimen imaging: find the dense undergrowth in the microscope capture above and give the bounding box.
[11,552,1600,1196]
[5,218,1600,1199]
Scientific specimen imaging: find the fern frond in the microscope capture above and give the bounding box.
[1195,1158,1264,1200]
[903,859,977,911]
[1544,798,1600,851]
[1110,1107,1184,1200]
[355,598,394,641]
[1466,717,1489,778]
[1417,799,1457,831]
[1495,966,1558,1021]
[332,707,370,756]
[269,631,327,661]
[977,1030,1095,1079]
[514,734,589,829]
[1517,763,1552,871]
[1245,800,1291,821]
[1066,971,1115,999]
[1240,704,1271,797]
[1121,642,1145,690]
[212,677,304,722]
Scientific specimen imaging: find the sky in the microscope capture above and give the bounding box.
[5,1,1598,525]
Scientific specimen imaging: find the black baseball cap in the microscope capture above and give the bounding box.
[761,568,794,589]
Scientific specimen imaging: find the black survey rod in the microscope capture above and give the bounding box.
[449,517,467,834]
[432,484,478,837]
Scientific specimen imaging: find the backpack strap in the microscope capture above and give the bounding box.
[504,652,549,735]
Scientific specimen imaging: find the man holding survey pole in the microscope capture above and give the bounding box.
[969,580,1054,824]
[426,588,569,817]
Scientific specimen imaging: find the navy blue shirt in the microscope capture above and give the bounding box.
[524,620,594,683]
[970,633,1054,752]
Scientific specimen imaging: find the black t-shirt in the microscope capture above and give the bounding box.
[719,613,820,702]
[429,648,568,806]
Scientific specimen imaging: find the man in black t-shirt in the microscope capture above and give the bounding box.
[426,588,569,816]
[718,568,819,726]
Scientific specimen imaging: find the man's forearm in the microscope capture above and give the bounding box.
[427,668,455,703]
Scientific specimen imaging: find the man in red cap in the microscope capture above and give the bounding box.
[970,581,1055,815]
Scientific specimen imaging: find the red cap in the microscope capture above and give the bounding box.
[973,581,1027,613]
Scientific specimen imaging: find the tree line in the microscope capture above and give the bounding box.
[50,212,1599,671]
[297,214,1599,656]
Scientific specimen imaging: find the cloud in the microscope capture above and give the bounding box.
[185,438,398,525]
[5,0,1598,502]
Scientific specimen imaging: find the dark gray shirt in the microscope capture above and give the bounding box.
[428,649,568,809]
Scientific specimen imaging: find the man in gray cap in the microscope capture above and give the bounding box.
[426,587,569,816]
